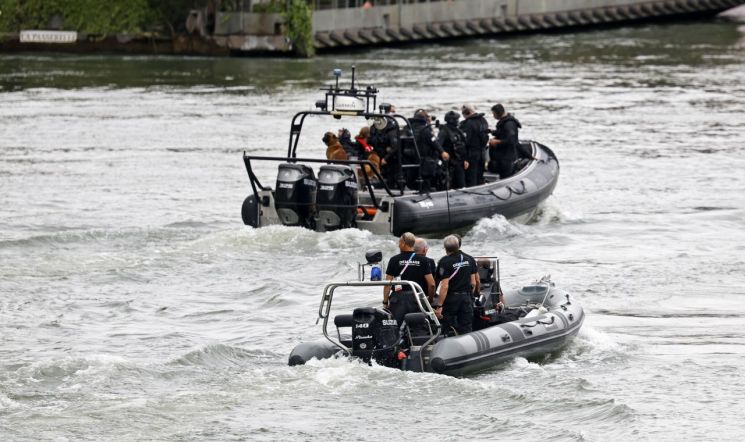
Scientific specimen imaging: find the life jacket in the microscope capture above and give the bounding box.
[355,136,374,154]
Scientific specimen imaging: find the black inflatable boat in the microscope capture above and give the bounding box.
[289,254,584,376]
[241,68,559,236]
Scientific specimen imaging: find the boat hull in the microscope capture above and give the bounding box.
[391,141,559,235]
[288,284,583,377]
[243,140,559,236]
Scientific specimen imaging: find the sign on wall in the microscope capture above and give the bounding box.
[20,30,78,44]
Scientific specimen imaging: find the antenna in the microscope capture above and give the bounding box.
[333,68,342,90]
[351,65,356,93]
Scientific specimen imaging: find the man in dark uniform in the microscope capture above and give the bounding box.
[434,235,477,335]
[437,110,468,189]
[460,104,489,187]
[488,103,536,179]
[371,104,402,190]
[410,109,449,192]
[453,233,480,296]
[414,237,436,302]
[383,232,435,324]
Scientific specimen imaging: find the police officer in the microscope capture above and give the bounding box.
[460,104,489,187]
[411,109,449,192]
[488,103,535,179]
[371,104,401,189]
[413,237,436,302]
[383,232,435,324]
[434,235,477,335]
[437,110,469,189]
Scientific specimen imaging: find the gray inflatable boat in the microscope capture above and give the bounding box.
[241,67,559,236]
[289,255,584,376]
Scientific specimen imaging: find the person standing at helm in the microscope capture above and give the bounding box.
[383,232,435,324]
[488,103,535,179]
[437,110,469,189]
[459,104,489,187]
[434,235,477,335]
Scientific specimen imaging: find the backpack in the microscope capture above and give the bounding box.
[444,126,467,160]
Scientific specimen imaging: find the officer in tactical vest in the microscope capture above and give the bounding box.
[437,111,469,189]
[410,109,449,192]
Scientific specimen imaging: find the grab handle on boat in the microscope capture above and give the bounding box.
[520,316,555,328]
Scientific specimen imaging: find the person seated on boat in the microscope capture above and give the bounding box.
[476,258,504,312]
[338,128,359,159]
[355,127,382,185]
[383,232,435,325]
[488,104,535,179]
[459,104,490,187]
[411,109,449,193]
[437,110,469,190]
[414,237,436,303]
[322,131,348,161]
[435,235,477,336]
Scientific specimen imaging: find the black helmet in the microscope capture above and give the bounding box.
[444,110,460,125]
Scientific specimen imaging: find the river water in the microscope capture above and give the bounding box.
[2,14,745,441]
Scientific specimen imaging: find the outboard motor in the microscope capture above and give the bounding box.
[274,163,317,228]
[316,165,358,229]
[351,307,400,367]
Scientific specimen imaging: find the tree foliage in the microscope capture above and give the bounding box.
[286,0,314,57]
[0,0,205,35]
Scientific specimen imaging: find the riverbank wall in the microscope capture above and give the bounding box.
[2,0,744,56]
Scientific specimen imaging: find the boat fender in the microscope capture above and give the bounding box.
[241,194,259,227]
[430,356,446,373]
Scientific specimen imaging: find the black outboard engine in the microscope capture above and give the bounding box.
[274,163,317,228]
[351,307,400,366]
[316,165,358,229]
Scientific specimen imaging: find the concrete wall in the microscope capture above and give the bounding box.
[215,12,284,35]
[210,0,745,52]
[515,0,639,14]
[312,0,513,32]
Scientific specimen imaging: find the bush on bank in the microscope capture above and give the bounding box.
[0,0,199,35]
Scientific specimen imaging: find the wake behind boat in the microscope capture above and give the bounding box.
[241,68,559,236]
[289,252,584,376]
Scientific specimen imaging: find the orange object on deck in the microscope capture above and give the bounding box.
[357,207,377,217]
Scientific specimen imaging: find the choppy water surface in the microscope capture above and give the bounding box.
[2,15,745,441]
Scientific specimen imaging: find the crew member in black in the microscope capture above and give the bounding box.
[371,104,401,189]
[460,104,489,187]
[488,103,535,179]
[453,233,480,296]
[410,110,449,192]
[414,237,436,302]
[384,232,435,324]
[435,235,477,335]
[437,111,468,190]
[338,128,359,158]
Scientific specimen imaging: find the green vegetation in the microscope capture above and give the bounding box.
[0,0,315,57]
[0,0,200,35]
[286,0,314,57]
